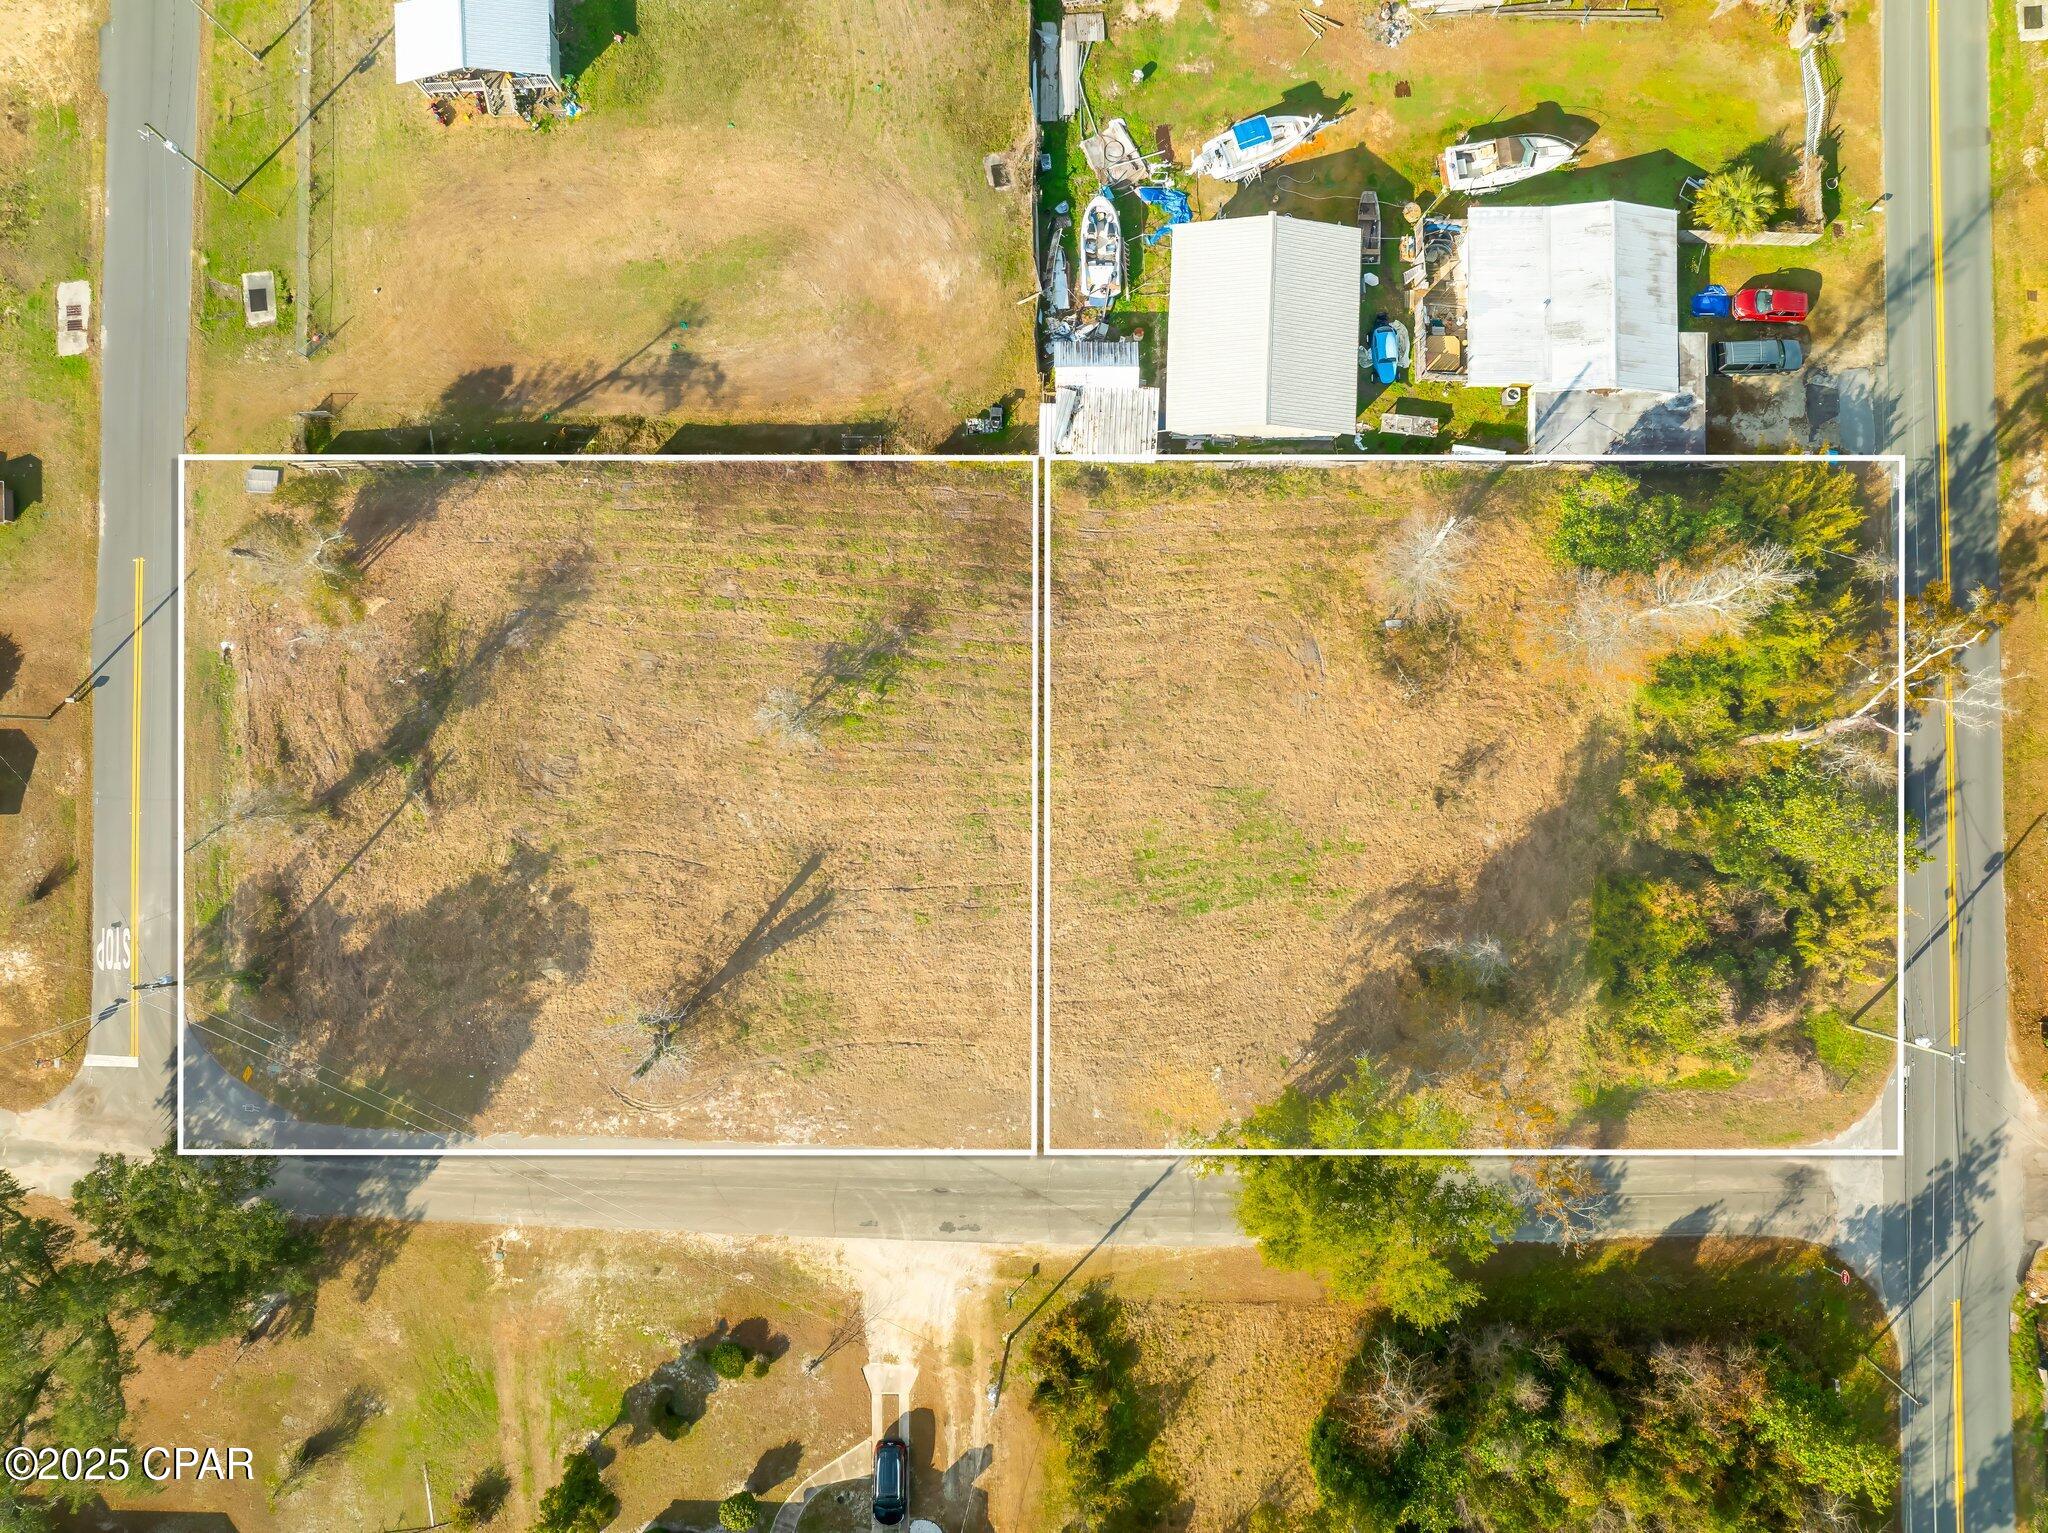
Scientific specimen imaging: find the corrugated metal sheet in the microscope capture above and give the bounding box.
[1465,201,1678,392]
[395,0,555,82]
[1164,213,1361,438]
[1050,384,1160,458]
[1052,338,1142,390]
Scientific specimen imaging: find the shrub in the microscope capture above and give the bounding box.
[1547,467,1720,573]
[1694,163,1782,237]
[717,1491,762,1531]
[704,1341,748,1379]
[535,1453,616,1533]
[449,1465,511,1528]
[654,1388,693,1441]
[749,1354,773,1378]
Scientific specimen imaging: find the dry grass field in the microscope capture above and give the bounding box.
[0,0,101,1109]
[190,0,1036,452]
[1048,461,1895,1151]
[107,1217,872,1532]
[184,460,1033,1147]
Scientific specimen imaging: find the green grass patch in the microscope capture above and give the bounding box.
[2016,1294,2048,1531]
[1802,1006,1890,1087]
[1125,787,1361,919]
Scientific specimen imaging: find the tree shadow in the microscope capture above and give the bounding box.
[1488,147,1706,213]
[201,838,595,1127]
[277,1383,384,1495]
[1289,722,1626,1117]
[312,542,595,814]
[0,632,20,704]
[609,1348,716,1448]
[633,851,837,1077]
[560,0,635,76]
[341,463,494,572]
[747,1439,804,1495]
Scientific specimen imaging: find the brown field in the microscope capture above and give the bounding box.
[189,0,1037,452]
[1048,461,1893,1151]
[0,0,101,1109]
[183,460,1033,1147]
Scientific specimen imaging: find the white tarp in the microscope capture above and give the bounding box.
[1165,213,1362,438]
[1464,200,1679,393]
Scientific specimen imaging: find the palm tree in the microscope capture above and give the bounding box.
[1693,163,1782,237]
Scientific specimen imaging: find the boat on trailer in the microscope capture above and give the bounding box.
[1078,191,1124,308]
[1189,113,1330,182]
[1439,133,1575,194]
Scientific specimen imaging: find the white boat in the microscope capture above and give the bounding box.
[1078,192,1123,309]
[1189,113,1330,183]
[1439,133,1576,194]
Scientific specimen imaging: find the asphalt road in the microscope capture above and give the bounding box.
[1880,0,2029,1520]
[73,0,197,1114]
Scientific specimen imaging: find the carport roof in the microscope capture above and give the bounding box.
[394,0,557,82]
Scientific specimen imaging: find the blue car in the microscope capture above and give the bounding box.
[1369,318,1401,384]
[873,1437,908,1525]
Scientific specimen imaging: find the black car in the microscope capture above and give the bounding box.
[873,1437,909,1525]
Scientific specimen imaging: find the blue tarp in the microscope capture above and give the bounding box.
[1136,185,1192,246]
[1691,283,1731,319]
[1232,115,1274,150]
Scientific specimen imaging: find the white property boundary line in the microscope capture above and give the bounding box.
[175,451,1910,1160]
[175,454,1042,1158]
[1042,452,1911,1159]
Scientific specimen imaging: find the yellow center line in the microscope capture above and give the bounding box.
[1928,0,1953,581]
[1954,1297,1967,1528]
[1945,683,1960,1048]
[130,556,142,1057]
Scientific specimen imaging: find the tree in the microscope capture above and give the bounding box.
[1224,1065,1518,1327]
[72,1142,316,1353]
[1384,512,1472,617]
[1694,163,1781,237]
[1547,546,1810,670]
[1547,468,1720,574]
[536,1452,617,1533]
[0,1175,130,1512]
[717,1491,762,1531]
[704,1340,748,1379]
[1022,1284,1176,1528]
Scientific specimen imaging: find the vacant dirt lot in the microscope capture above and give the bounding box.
[108,1217,872,1532]
[0,0,101,1109]
[190,0,1035,451]
[1049,461,1893,1150]
[184,460,1033,1147]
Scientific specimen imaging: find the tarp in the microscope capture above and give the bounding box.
[1136,186,1191,246]
[1232,116,1275,150]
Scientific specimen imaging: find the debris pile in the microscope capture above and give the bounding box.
[1370,0,1413,45]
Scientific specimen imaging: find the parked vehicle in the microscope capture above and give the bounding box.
[1711,337,1804,375]
[1190,113,1331,182]
[1368,317,1402,384]
[1731,286,1811,323]
[1689,283,1732,319]
[873,1437,909,1525]
[1078,191,1124,309]
[1439,133,1575,194]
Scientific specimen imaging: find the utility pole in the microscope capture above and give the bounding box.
[184,0,266,62]
[138,124,280,216]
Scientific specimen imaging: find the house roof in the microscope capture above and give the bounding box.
[1464,200,1679,393]
[394,0,557,82]
[1164,213,1362,438]
[1049,384,1161,458]
[1052,338,1142,391]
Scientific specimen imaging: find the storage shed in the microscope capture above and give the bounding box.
[1164,213,1362,438]
[1463,201,1679,393]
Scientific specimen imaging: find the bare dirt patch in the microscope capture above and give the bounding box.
[1048,461,1892,1151]
[183,460,1033,1147]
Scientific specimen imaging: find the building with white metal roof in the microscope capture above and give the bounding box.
[1463,200,1679,393]
[1044,339,1159,458]
[394,0,558,86]
[1164,213,1362,438]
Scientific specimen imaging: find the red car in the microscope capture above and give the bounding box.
[1732,287,1810,323]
